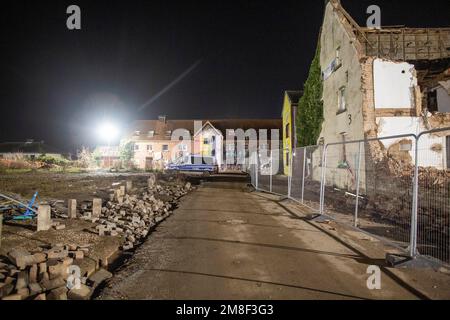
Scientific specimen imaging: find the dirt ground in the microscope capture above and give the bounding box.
[0,171,157,202]
[0,171,189,287]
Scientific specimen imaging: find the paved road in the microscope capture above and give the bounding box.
[99,177,419,300]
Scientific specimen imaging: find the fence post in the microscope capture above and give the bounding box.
[319,145,328,215]
[288,150,293,198]
[354,142,363,227]
[301,147,306,203]
[255,151,259,190]
[269,149,273,193]
[409,136,420,258]
[0,213,3,249]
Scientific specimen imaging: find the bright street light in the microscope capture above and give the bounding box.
[97,122,119,143]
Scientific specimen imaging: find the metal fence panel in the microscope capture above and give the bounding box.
[270,148,288,196]
[248,127,450,266]
[321,137,415,250]
[290,146,322,212]
[416,128,450,264]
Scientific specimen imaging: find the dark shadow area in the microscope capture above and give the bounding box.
[160,235,379,263]
[274,200,430,300]
[145,268,370,300]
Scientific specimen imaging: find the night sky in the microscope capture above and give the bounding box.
[1,0,449,152]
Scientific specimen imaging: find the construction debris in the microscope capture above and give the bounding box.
[0,176,194,300]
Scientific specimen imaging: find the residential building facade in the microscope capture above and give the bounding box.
[281,90,301,175]
[119,117,282,171]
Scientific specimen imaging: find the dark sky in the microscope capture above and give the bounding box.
[1,0,449,151]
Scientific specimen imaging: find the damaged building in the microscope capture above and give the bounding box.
[316,0,450,191]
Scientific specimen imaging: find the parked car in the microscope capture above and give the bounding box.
[166,155,218,175]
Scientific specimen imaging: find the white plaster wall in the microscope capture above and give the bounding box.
[376,117,446,168]
[373,59,416,109]
[436,85,450,113]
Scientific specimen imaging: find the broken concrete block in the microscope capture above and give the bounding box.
[148,174,156,188]
[29,264,38,283]
[68,284,92,300]
[37,205,52,231]
[83,211,92,219]
[32,253,47,264]
[38,271,49,283]
[15,271,28,290]
[38,262,47,274]
[48,264,66,280]
[47,248,68,260]
[47,286,67,300]
[87,269,112,288]
[0,283,14,298]
[92,198,102,218]
[62,257,74,266]
[34,293,46,300]
[28,282,43,295]
[68,199,77,219]
[2,294,22,300]
[73,251,84,260]
[54,224,66,230]
[126,180,133,192]
[40,277,66,291]
[16,287,30,299]
[7,248,35,270]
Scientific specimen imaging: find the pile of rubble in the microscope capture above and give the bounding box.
[0,175,193,300]
[79,178,193,251]
[0,244,111,300]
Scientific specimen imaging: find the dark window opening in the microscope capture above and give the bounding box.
[428,90,438,112]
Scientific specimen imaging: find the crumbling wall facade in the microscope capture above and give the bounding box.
[316,1,366,191]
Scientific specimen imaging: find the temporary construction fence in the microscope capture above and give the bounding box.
[249,127,450,266]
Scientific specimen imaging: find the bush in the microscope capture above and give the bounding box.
[76,146,96,168]
[37,154,69,166]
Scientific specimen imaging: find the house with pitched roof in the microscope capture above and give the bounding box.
[118,116,282,171]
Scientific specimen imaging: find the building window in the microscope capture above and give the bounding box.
[134,144,139,150]
[162,144,169,152]
[203,138,209,145]
[285,124,290,139]
[148,131,155,137]
[338,86,346,113]
[427,90,438,112]
[147,144,152,151]
[178,144,187,151]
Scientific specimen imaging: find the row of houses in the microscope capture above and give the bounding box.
[98,116,282,171]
